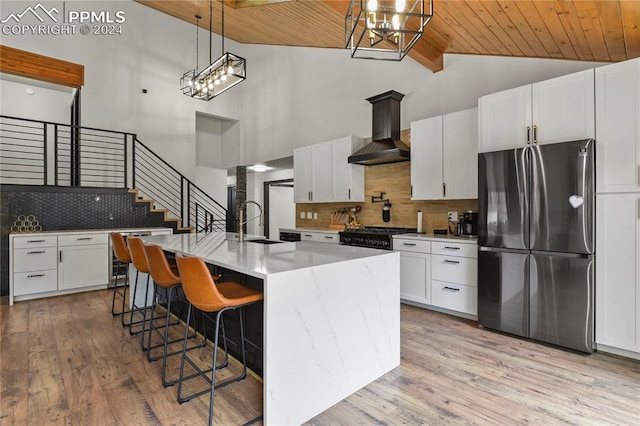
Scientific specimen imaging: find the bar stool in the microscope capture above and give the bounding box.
[110,233,132,320]
[127,237,163,337]
[142,244,211,387]
[175,255,264,426]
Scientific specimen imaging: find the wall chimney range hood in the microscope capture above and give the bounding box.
[348,90,410,165]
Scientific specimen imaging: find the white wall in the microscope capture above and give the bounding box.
[0,78,72,123]
[195,166,227,210]
[269,185,295,239]
[2,0,607,177]
[196,113,223,169]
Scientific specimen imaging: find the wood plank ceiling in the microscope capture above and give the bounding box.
[136,0,640,73]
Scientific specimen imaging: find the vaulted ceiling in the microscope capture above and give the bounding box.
[136,0,640,73]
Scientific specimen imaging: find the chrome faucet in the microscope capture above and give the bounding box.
[238,200,264,242]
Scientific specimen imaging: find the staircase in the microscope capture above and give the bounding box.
[0,115,233,233]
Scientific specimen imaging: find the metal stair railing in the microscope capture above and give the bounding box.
[0,115,233,232]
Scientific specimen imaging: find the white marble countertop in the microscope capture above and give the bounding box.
[393,233,478,244]
[142,232,391,279]
[279,227,341,234]
[9,227,173,237]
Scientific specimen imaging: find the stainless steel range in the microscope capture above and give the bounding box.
[339,227,417,250]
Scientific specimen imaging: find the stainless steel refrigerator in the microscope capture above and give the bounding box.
[477,139,594,353]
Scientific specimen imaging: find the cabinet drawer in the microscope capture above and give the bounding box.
[432,241,477,258]
[13,235,57,249]
[431,280,477,315]
[13,248,58,273]
[58,233,108,247]
[316,233,339,244]
[13,270,57,296]
[431,255,477,286]
[394,239,431,253]
[300,232,316,242]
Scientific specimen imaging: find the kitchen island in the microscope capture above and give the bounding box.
[141,232,400,425]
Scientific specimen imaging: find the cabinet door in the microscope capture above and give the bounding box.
[479,85,531,152]
[58,244,109,290]
[311,142,332,202]
[399,251,430,304]
[596,59,640,193]
[443,108,478,199]
[294,146,312,202]
[332,136,365,202]
[533,69,595,145]
[596,194,640,353]
[411,115,443,200]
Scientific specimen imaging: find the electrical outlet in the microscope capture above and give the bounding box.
[300,212,305,219]
[306,211,313,219]
[448,211,458,222]
[313,212,318,220]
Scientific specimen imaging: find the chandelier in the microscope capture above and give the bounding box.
[180,0,246,101]
[345,0,433,61]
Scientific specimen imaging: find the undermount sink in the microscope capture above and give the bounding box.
[246,239,284,244]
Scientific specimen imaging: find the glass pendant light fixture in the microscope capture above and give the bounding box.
[345,0,433,61]
[180,0,246,100]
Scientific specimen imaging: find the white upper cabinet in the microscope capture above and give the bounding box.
[411,115,442,200]
[596,58,640,193]
[294,136,365,203]
[443,108,478,199]
[479,85,531,152]
[294,146,313,202]
[411,108,478,200]
[479,69,595,152]
[311,142,332,202]
[332,136,365,202]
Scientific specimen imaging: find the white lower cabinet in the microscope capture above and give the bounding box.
[58,233,109,290]
[300,231,339,244]
[596,193,640,357]
[9,228,172,305]
[394,237,478,318]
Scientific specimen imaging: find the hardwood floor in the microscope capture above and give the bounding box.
[2,291,639,425]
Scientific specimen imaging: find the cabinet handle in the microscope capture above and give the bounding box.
[443,286,460,292]
[59,251,62,263]
[410,185,413,197]
[443,182,446,198]
[533,125,537,143]
[304,234,312,237]
[27,250,45,254]
[443,259,460,264]
[27,239,45,243]
[403,243,417,246]
[76,237,92,241]
[27,274,45,278]
[348,188,351,200]
[443,246,460,250]
[323,235,334,239]
[526,126,531,144]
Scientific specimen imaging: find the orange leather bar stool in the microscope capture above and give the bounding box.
[127,237,165,338]
[175,255,264,426]
[143,244,209,387]
[110,233,132,320]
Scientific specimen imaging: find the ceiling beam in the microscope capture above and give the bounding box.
[0,45,84,88]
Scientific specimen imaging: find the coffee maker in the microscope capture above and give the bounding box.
[457,210,478,236]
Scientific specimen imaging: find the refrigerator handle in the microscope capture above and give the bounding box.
[533,125,538,143]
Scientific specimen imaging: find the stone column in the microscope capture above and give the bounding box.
[235,165,247,234]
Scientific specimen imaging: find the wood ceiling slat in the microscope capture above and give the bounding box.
[0,45,84,88]
[553,1,595,61]
[480,1,537,57]
[467,0,527,57]
[595,1,628,61]
[572,0,612,61]
[514,1,564,58]
[446,1,505,56]
[496,0,549,58]
[530,1,578,59]
[620,0,640,59]
[432,3,482,54]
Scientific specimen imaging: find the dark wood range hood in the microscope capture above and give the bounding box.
[348,90,410,166]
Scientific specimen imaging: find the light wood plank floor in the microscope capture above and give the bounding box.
[2,290,639,425]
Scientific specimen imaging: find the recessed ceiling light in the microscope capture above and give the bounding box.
[25,87,34,95]
[251,165,267,172]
